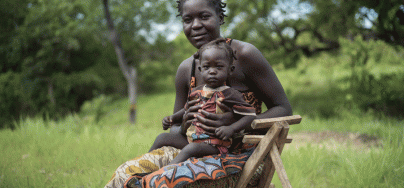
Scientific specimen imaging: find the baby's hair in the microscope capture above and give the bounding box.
[194,38,237,65]
[176,0,227,21]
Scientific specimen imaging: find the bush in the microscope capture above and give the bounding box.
[0,70,107,129]
[339,36,404,116]
[0,71,23,129]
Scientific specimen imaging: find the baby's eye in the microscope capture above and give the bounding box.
[202,66,209,70]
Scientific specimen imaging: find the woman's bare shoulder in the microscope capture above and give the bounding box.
[231,39,270,66]
[176,56,194,76]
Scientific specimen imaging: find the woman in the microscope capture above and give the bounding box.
[170,0,291,136]
[105,0,292,187]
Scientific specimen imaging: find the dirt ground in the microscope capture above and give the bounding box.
[285,131,383,151]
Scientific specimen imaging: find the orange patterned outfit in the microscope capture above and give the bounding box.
[186,85,256,154]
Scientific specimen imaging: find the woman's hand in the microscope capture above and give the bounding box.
[181,99,202,130]
[196,101,236,135]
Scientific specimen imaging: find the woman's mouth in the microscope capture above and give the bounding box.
[192,34,206,40]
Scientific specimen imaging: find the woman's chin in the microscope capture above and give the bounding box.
[192,39,210,49]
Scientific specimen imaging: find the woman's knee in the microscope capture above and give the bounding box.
[154,133,174,144]
[153,132,188,148]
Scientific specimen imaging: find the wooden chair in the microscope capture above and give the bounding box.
[236,115,302,188]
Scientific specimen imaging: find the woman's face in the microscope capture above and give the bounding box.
[181,0,223,49]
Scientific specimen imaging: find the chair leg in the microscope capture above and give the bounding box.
[235,123,283,188]
[259,125,290,187]
[270,144,292,188]
[258,155,274,188]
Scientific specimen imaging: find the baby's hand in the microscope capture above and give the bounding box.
[215,126,235,140]
[162,116,173,130]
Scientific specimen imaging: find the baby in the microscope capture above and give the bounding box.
[150,38,256,165]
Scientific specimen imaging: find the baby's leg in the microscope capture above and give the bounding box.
[149,132,188,152]
[168,142,220,165]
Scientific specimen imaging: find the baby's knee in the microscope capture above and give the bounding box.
[181,143,202,155]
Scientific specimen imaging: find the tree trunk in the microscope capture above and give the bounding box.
[102,0,137,124]
[128,66,137,123]
[47,79,56,107]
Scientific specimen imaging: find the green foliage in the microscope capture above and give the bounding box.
[137,33,195,93]
[0,0,177,125]
[279,35,404,118]
[339,36,404,116]
[0,72,23,129]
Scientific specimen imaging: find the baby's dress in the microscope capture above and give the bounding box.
[186,85,256,154]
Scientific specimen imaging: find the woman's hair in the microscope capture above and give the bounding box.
[176,0,227,19]
[194,38,237,65]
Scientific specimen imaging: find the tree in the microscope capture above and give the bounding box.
[101,0,173,124]
[224,0,404,67]
[102,0,137,123]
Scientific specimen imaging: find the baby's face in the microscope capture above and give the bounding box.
[199,47,233,88]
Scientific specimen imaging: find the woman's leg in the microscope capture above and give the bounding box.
[168,142,220,165]
[169,125,181,134]
[149,132,188,152]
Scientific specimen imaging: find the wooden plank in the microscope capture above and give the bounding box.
[259,124,289,188]
[235,122,283,188]
[251,115,302,129]
[242,135,263,144]
[270,144,292,188]
[243,136,292,144]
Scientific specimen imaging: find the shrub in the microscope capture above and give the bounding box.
[339,36,404,117]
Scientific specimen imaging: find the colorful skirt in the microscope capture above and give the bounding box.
[105,142,259,188]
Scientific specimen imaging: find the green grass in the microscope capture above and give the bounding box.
[1,92,403,187]
[0,93,175,187]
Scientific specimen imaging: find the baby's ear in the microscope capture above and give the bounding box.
[230,65,235,72]
[229,65,235,75]
[198,66,202,72]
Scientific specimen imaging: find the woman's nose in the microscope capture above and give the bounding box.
[192,18,202,29]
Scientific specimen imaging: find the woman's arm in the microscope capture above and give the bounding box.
[236,40,293,132]
[173,58,192,113]
[170,57,206,134]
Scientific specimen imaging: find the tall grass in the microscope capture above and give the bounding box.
[1,91,403,187]
[275,129,404,187]
[0,93,175,187]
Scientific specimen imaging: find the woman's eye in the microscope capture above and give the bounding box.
[182,18,191,23]
[201,14,210,20]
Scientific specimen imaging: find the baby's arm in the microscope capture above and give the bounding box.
[215,114,255,140]
[163,109,185,130]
